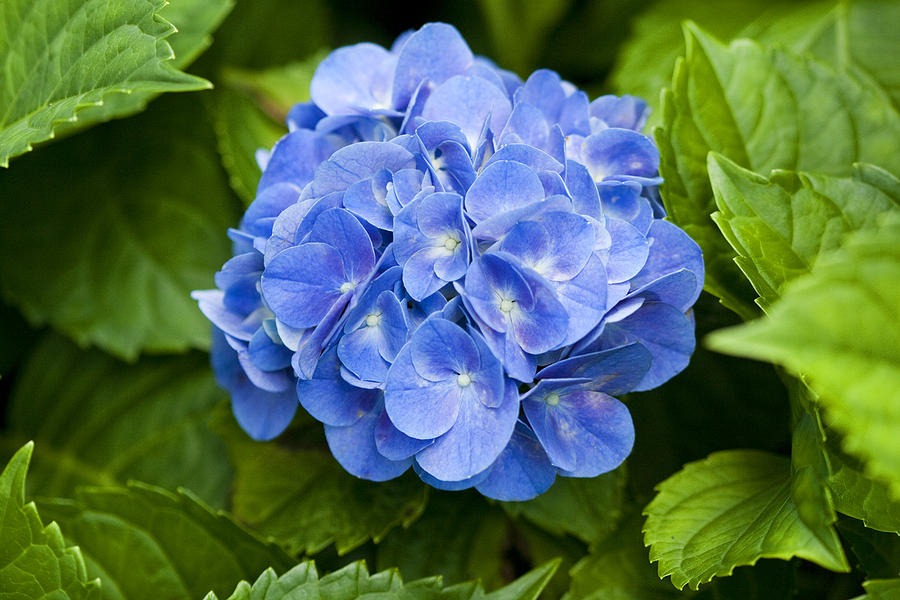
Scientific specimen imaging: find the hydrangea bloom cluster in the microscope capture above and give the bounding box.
[194,23,703,501]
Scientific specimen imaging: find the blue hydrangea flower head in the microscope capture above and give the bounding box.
[193,22,704,501]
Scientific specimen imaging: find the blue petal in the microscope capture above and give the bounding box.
[308,208,376,284]
[248,327,293,371]
[260,243,346,328]
[603,217,650,283]
[559,91,590,136]
[375,409,434,460]
[464,160,544,223]
[296,346,378,426]
[343,178,395,231]
[413,463,489,490]
[465,329,506,409]
[231,378,298,441]
[310,43,395,115]
[565,160,602,219]
[402,246,447,301]
[241,183,302,238]
[311,141,416,196]
[471,195,573,243]
[422,75,512,149]
[415,378,519,481]
[514,69,565,122]
[508,267,569,354]
[524,387,633,477]
[475,422,556,501]
[338,325,390,384]
[286,101,325,131]
[499,101,550,149]
[628,220,704,311]
[554,253,608,345]
[581,128,659,180]
[325,401,412,482]
[392,22,474,109]
[410,316,480,381]
[258,130,336,192]
[536,343,652,395]
[590,94,649,131]
[192,290,258,341]
[384,342,462,439]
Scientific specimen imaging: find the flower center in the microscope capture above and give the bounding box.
[340,282,356,294]
[442,235,460,251]
[545,392,560,406]
[457,373,472,387]
[499,298,516,313]
[365,312,382,327]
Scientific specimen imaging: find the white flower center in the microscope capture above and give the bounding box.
[545,392,560,406]
[365,313,382,327]
[499,298,516,313]
[442,234,460,251]
[340,282,355,294]
[457,373,472,387]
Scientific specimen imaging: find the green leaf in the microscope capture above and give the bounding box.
[477,0,572,75]
[0,93,237,359]
[707,213,900,495]
[836,518,900,579]
[211,87,285,206]
[0,442,100,599]
[37,482,294,600]
[643,450,849,590]
[376,491,510,591]
[829,439,900,534]
[205,558,559,600]
[656,23,900,317]
[501,469,626,545]
[211,54,328,206]
[854,579,900,600]
[708,154,898,309]
[0,0,212,167]
[211,403,428,555]
[1,334,232,507]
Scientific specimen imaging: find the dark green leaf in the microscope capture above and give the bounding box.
[0,94,238,359]
[643,450,849,590]
[854,578,900,600]
[501,469,626,545]
[0,0,212,167]
[38,482,294,600]
[837,518,900,579]
[0,442,100,599]
[1,334,232,507]
[205,558,559,600]
[477,0,572,75]
[707,213,900,496]
[211,403,428,555]
[376,490,510,591]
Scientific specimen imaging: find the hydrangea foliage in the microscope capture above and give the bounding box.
[194,22,703,500]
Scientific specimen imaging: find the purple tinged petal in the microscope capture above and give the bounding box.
[258,130,336,192]
[499,221,551,271]
[486,144,564,174]
[296,346,378,427]
[464,160,545,223]
[508,269,569,354]
[338,325,390,384]
[500,102,550,149]
[565,160,602,219]
[471,195,573,243]
[422,76,512,149]
[248,327,292,371]
[343,178,395,231]
[325,403,412,482]
[628,220,704,311]
[392,22,474,109]
[310,43,395,115]
[416,192,465,236]
[192,290,257,341]
[402,247,447,301]
[237,349,293,392]
[384,343,463,439]
[559,91,590,136]
[376,290,409,361]
[581,128,659,180]
[308,208,376,284]
[554,253,608,345]
[375,409,434,460]
[415,378,519,481]
[465,330,506,408]
[590,94,648,131]
[514,69,565,122]
[463,253,536,332]
[292,289,354,379]
[536,343,652,395]
[603,217,649,283]
[241,183,302,238]
[475,422,557,501]
[410,317,480,380]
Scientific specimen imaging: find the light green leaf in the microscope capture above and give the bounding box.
[643,450,849,590]
[0,442,100,599]
[222,51,328,121]
[205,558,559,600]
[854,579,900,600]
[0,0,213,167]
[38,482,294,600]
[0,94,237,360]
[707,213,900,495]
[0,334,232,507]
[376,491,510,591]
[501,469,626,545]
[829,440,900,534]
[211,404,428,555]
[656,23,900,317]
[708,154,898,309]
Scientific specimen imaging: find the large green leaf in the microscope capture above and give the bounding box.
[655,23,900,317]
[38,482,294,600]
[0,93,238,359]
[376,491,510,591]
[837,518,900,580]
[0,442,100,599]
[211,404,428,555]
[854,579,900,600]
[708,154,898,310]
[643,450,849,590]
[829,440,900,534]
[707,213,900,495]
[205,558,559,600]
[0,334,232,507]
[0,0,213,167]
[501,469,626,546]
